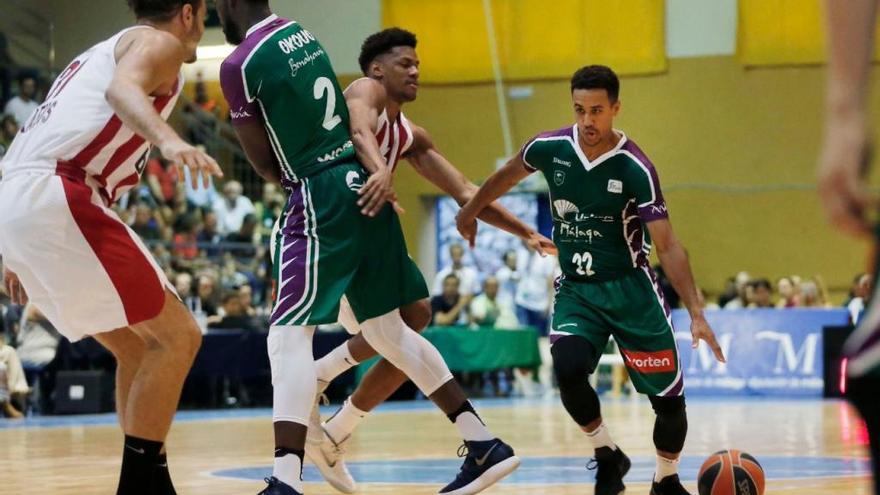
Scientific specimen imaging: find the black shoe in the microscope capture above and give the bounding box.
[650,474,691,495]
[438,438,521,494]
[586,446,631,495]
[256,477,302,495]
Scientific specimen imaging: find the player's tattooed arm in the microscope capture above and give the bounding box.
[408,125,555,254]
[231,120,282,183]
[107,29,222,188]
[647,219,725,363]
[819,0,879,237]
[344,78,396,217]
[456,154,532,248]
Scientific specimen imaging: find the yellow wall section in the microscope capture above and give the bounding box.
[382,0,666,82]
[393,56,869,297]
[738,0,880,66]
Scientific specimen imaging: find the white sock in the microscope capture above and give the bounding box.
[583,423,617,451]
[315,343,359,384]
[273,452,303,492]
[454,410,494,442]
[324,398,368,443]
[655,455,679,481]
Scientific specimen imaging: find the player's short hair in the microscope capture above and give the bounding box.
[126,0,202,22]
[358,28,417,75]
[570,65,619,102]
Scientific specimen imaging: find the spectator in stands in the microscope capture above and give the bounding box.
[4,75,39,126]
[0,113,18,160]
[166,182,198,233]
[226,213,259,259]
[239,284,257,317]
[717,277,738,308]
[209,293,260,331]
[432,243,479,296]
[219,252,249,290]
[171,214,201,262]
[749,279,774,308]
[776,277,801,308]
[0,333,28,418]
[845,273,872,323]
[470,276,519,329]
[14,304,60,371]
[145,154,179,205]
[431,274,470,326]
[515,249,558,335]
[724,271,752,309]
[800,278,832,308]
[196,209,223,257]
[254,183,284,241]
[130,203,165,242]
[196,274,219,317]
[0,33,14,105]
[495,250,522,305]
[213,180,255,235]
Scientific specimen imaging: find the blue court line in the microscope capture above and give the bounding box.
[0,396,848,431]
[213,455,872,485]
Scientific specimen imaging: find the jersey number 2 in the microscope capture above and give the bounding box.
[313,77,342,131]
[572,251,596,277]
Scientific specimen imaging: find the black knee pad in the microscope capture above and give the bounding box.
[649,395,687,454]
[551,335,600,385]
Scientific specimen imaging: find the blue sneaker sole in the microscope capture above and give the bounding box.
[438,455,521,495]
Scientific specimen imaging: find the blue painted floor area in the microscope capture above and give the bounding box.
[213,455,872,485]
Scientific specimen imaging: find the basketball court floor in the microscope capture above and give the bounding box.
[0,397,872,494]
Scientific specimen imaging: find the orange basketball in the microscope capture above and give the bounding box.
[697,449,765,495]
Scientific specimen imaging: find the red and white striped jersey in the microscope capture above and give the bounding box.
[375,107,414,172]
[1,26,183,205]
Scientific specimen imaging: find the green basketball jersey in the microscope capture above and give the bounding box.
[220,15,355,182]
[519,125,669,282]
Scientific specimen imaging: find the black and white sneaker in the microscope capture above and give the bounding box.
[438,438,520,495]
[256,476,302,495]
[651,474,692,495]
[586,446,631,495]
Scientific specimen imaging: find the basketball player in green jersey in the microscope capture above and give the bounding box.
[457,65,726,495]
[821,2,880,492]
[306,27,556,493]
[216,2,521,494]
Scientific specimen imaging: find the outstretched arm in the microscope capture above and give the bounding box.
[344,79,396,217]
[407,125,554,254]
[108,29,221,188]
[647,219,725,362]
[819,0,879,237]
[456,155,532,247]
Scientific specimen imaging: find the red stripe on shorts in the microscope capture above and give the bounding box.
[60,176,165,325]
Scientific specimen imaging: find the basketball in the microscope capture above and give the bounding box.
[697,449,765,495]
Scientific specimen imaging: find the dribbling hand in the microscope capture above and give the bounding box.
[691,315,725,363]
[160,139,224,189]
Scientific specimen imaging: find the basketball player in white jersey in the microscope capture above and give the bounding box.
[821,2,880,493]
[305,28,555,493]
[0,1,220,493]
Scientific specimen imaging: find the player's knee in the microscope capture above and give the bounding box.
[551,336,597,386]
[649,395,688,453]
[400,299,431,332]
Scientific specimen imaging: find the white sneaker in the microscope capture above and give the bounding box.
[306,380,330,445]
[305,427,356,493]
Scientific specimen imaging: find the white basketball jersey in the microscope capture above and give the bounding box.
[1,26,183,204]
